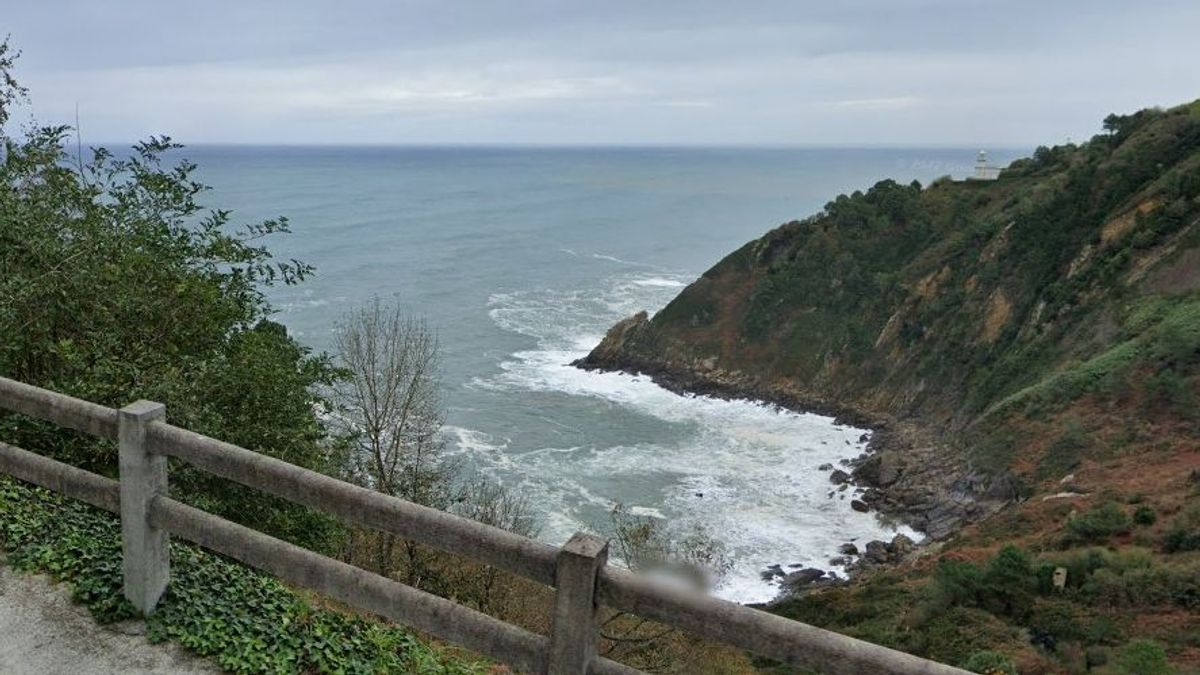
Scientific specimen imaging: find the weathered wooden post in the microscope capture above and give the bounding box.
[549,532,609,674]
[118,400,169,615]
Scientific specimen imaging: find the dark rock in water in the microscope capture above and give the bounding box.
[780,568,825,591]
[829,469,851,485]
[760,564,786,581]
[858,433,870,443]
[694,492,704,498]
[837,483,849,492]
[839,542,859,556]
[863,540,890,564]
[817,462,834,471]
[828,556,850,566]
[850,499,869,512]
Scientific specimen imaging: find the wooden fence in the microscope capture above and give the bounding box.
[0,375,968,674]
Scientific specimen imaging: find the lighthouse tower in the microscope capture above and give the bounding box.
[973,150,1000,180]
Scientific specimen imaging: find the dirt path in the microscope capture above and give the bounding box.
[0,563,219,675]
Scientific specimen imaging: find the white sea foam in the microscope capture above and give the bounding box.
[590,253,657,267]
[631,277,687,288]
[461,271,915,603]
[444,426,509,453]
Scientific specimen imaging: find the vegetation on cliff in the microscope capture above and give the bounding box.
[582,101,1200,672]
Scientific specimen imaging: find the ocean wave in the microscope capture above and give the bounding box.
[470,271,912,603]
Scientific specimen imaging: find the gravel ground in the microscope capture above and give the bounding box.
[0,562,220,674]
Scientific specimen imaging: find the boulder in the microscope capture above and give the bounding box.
[760,564,785,581]
[852,454,881,484]
[889,533,915,557]
[818,462,834,471]
[850,499,869,513]
[839,542,859,556]
[862,540,890,564]
[780,568,825,591]
[829,469,851,485]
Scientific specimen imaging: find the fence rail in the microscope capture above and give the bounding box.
[0,376,968,675]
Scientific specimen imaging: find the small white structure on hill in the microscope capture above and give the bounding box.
[971,150,1001,180]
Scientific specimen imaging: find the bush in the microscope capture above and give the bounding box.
[1116,640,1172,675]
[929,558,985,610]
[1163,528,1200,553]
[1064,501,1131,545]
[1027,601,1084,644]
[1133,505,1158,525]
[1162,504,1200,553]
[961,650,1017,675]
[927,546,1035,620]
[982,546,1036,618]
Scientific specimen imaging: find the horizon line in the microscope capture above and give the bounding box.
[82,140,1036,152]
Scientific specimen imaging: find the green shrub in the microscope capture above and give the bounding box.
[961,650,1017,675]
[1085,615,1124,646]
[1064,501,1131,545]
[1133,505,1157,525]
[1027,601,1084,643]
[981,546,1036,618]
[1163,528,1200,553]
[927,546,1035,619]
[929,559,985,610]
[1116,640,1172,675]
[1162,504,1200,553]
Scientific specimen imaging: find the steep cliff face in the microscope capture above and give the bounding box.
[578,101,1200,537]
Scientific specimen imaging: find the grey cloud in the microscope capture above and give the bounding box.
[4,0,1198,145]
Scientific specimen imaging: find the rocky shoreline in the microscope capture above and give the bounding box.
[572,312,1019,596]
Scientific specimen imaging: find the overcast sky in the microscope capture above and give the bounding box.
[4,0,1198,146]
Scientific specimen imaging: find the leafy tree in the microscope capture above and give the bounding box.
[0,39,341,551]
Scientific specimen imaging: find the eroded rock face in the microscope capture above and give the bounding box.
[574,311,651,369]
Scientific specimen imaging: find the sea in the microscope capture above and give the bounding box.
[189,145,1022,603]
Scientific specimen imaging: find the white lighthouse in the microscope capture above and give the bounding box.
[972,150,1001,180]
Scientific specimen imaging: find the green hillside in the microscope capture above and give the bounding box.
[580,101,1200,672]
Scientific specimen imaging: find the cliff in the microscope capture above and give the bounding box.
[578,101,1200,539]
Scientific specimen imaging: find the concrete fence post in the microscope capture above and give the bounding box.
[118,400,168,615]
[548,532,609,674]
